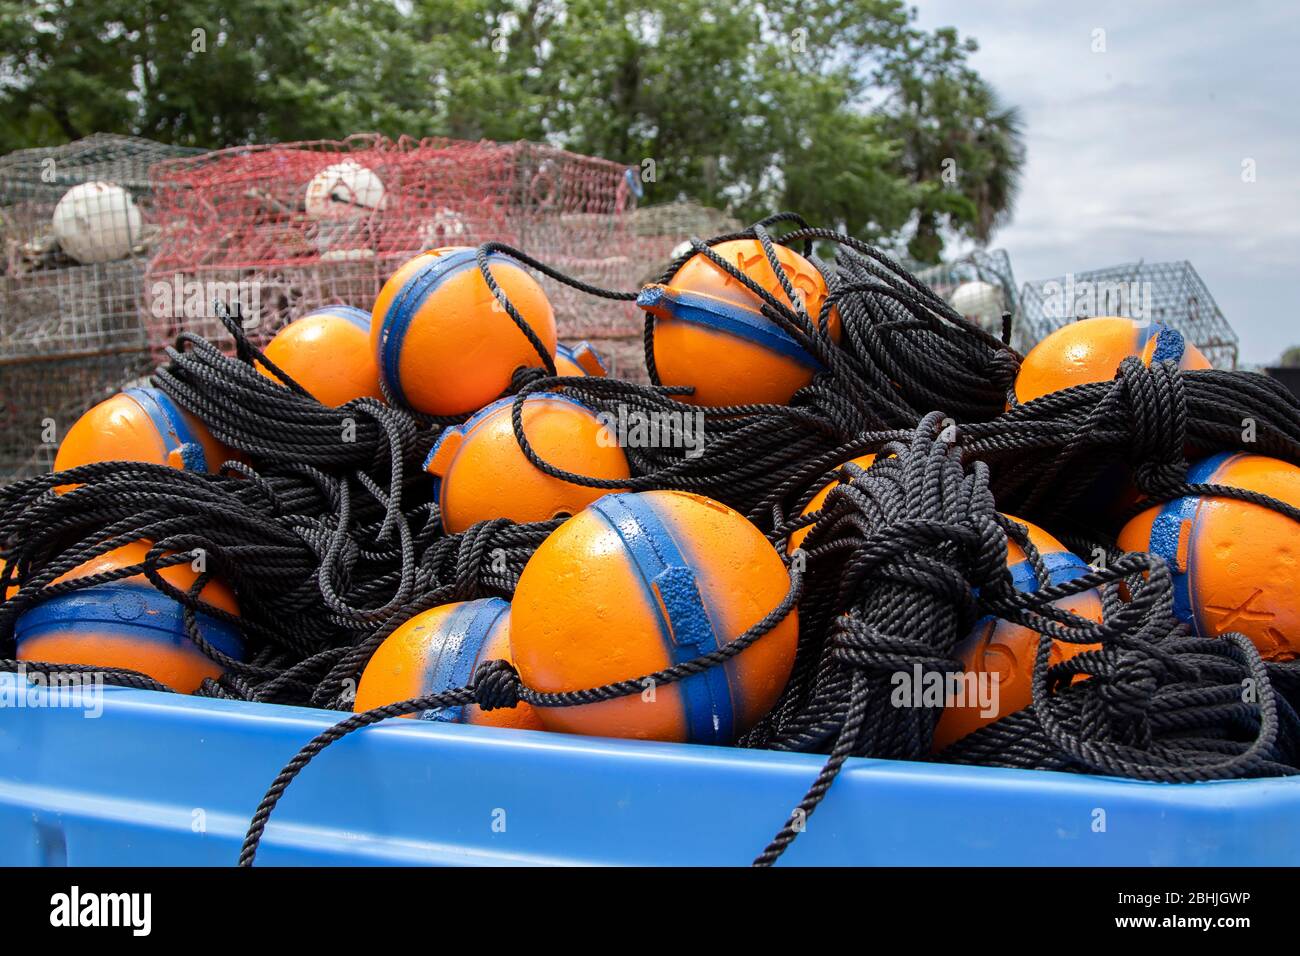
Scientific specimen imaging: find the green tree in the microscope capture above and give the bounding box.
[0,0,139,143]
[876,26,1025,263]
[533,0,920,240]
[0,0,1024,259]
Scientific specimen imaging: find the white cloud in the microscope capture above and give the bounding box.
[913,0,1300,364]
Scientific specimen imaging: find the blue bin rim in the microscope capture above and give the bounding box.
[3,670,1299,866]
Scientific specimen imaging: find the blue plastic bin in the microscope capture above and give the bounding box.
[1,670,1297,866]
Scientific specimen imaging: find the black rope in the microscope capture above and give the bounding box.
[2,217,1297,871]
[236,561,804,865]
[748,412,1300,864]
[964,355,1300,531]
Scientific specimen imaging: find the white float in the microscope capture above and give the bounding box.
[51,182,143,263]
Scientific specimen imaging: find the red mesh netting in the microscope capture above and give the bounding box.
[144,135,656,356]
[3,133,742,479]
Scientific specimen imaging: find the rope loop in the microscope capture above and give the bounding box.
[2,220,1296,871]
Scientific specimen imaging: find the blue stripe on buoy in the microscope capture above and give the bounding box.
[1151,324,1187,364]
[636,285,822,370]
[592,494,734,744]
[424,464,444,512]
[14,582,245,660]
[377,250,515,407]
[311,305,371,332]
[1146,453,1233,626]
[555,343,581,373]
[419,598,510,723]
[124,387,207,471]
[1007,549,1090,594]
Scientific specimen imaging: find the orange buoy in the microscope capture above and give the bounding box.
[1014,316,1211,404]
[636,239,840,406]
[554,341,608,377]
[370,246,557,416]
[258,305,382,407]
[933,517,1102,750]
[354,598,542,730]
[424,392,631,533]
[54,387,226,474]
[510,490,799,743]
[788,454,878,552]
[1117,452,1300,662]
[14,540,243,693]
[0,556,15,600]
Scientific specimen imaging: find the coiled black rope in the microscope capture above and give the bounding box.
[502,372,888,522]
[1,301,561,703]
[641,215,1020,428]
[748,411,1300,865]
[963,356,1300,535]
[2,215,1297,870]
[235,559,805,866]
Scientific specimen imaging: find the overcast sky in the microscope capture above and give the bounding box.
[912,0,1299,366]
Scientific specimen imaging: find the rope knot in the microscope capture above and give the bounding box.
[471,658,522,711]
[1095,651,1165,719]
[1117,356,1188,494]
[983,347,1021,391]
[451,518,514,599]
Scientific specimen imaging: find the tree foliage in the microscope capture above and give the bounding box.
[0,0,1024,259]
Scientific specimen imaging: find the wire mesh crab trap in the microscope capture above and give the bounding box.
[1,131,758,482]
[913,248,1027,352]
[145,138,753,381]
[1019,260,1239,368]
[0,350,155,481]
[145,136,647,364]
[0,134,203,482]
[508,142,642,336]
[625,199,743,276]
[584,199,744,377]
